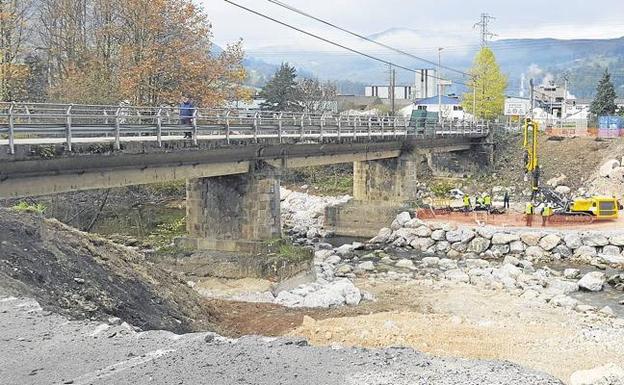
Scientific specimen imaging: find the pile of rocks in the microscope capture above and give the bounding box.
[280,188,350,241]
[274,244,366,308]
[313,244,620,317]
[369,212,624,268]
[587,158,624,200]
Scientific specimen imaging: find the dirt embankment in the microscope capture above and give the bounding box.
[491,132,623,192]
[0,208,217,334]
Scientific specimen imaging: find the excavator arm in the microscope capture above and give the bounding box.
[523,119,540,199]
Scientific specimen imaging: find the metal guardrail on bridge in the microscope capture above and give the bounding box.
[0,102,489,155]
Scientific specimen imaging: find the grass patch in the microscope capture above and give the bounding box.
[12,201,47,214]
[285,165,353,195]
[147,216,186,248]
[263,239,313,263]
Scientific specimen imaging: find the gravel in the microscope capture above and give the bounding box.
[0,294,563,385]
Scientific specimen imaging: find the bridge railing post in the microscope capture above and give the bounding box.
[65,104,73,152]
[277,112,283,143]
[300,113,305,140]
[156,108,163,147]
[114,107,121,150]
[404,118,408,139]
[367,116,372,141]
[225,110,231,144]
[392,117,397,139]
[319,112,325,142]
[8,102,15,155]
[253,112,259,143]
[192,109,198,145]
[336,116,342,141]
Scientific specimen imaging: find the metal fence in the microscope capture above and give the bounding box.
[0,102,489,155]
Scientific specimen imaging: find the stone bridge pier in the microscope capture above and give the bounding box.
[326,151,425,238]
[179,162,282,253]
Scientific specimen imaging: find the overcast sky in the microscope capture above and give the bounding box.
[202,0,624,51]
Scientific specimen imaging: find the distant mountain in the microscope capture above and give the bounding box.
[245,28,624,98]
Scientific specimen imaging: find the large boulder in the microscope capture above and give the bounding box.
[599,254,624,265]
[583,234,610,247]
[476,226,496,240]
[525,246,545,259]
[602,245,621,256]
[394,228,420,243]
[413,226,433,238]
[509,240,526,254]
[578,272,606,292]
[599,159,620,178]
[370,227,392,244]
[554,245,573,258]
[550,295,578,310]
[491,232,521,245]
[436,241,451,253]
[575,245,597,258]
[404,218,425,228]
[564,234,583,250]
[564,269,581,279]
[446,228,476,244]
[570,363,624,385]
[395,259,416,270]
[357,261,375,271]
[411,237,435,251]
[539,234,561,251]
[610,167,624,183]
[395,212,412,226]
[431,229,446,241]
[609,233,624,247]
[554,185,571,195]
[547,174,567,187]
[468,237,490,254]
[520,232,543,246]
[438,258,458,271]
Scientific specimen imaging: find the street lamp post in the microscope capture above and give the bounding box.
[438,47,444,124]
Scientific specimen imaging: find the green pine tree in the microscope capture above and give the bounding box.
[461,47,507,120]
[590,69,617,116]
[259,63,301,111]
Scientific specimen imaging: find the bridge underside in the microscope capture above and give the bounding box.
[1,136,486,253]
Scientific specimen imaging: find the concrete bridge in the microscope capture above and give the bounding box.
[0,102,493,252]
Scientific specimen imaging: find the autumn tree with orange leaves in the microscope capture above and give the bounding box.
[3,0,248,106]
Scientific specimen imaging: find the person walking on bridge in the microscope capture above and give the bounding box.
[180,95,195,139]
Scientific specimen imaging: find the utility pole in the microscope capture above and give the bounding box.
[530,78,535,120]
[473,13,497,47]
[561,73,568,129]
[438,48,443,124]
[389,65,396,116]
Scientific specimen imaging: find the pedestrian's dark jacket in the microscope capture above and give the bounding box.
[180,101,195,117]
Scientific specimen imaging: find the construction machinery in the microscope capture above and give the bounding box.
[522,118,620,222]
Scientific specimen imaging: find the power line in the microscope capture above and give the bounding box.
[224,0,470,86]
[264,0,472,77]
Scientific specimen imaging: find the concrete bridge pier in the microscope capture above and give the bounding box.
[179,162,282,253]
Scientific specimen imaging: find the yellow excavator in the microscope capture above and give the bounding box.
[523,118,620,221]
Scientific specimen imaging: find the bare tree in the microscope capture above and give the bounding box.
[297,78,337,113]
[0,0,35,100]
